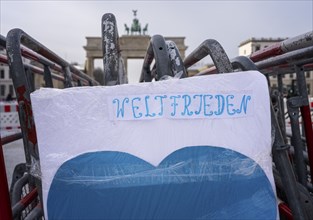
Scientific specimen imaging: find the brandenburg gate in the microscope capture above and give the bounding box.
[83,11,187,78]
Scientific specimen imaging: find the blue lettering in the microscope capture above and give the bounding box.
[203,95,213,116]
[226,95,236,115]
[131,97,142,118]
[113,93,251,120]
[193,94,203,115]
[170,95,181,116]
[144,96,156,117]
[113,98,129,118]
[236,95,252,114]
[181,95,193,116]
[214,95,225,115]
[154,95,167,116]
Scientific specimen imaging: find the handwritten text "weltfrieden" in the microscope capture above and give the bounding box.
[109,93,253,120]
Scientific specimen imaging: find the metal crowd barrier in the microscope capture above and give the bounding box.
[1,12,312,219]
[0,29,99,219]
[139,35,187,82]
[133,22,313,219]
[102,13,127,85]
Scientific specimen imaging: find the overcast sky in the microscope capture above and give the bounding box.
[1,0,312,82]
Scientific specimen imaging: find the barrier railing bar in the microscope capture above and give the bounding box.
[183,39,233,73]
[5,29,104,219]
[0,34,6,47]
[229,56,311,219]
[1,54,68,84]
[295,65,313,184]
[261,62,313,75]
[1,49,90,87]
[140,35,172,82]
[0,54,8,63]
[139,37,155,82]
[0,136,13,220]
[43,65,54,88]
[20,45,94,86]
[12,188,38,218]
[1,133,23,145]
[277,74,287,142]
[25,66,35,92]
[11,173,30,206]
[289,146,309,165]
[102,13,127,85]
[20,47,93,86]
[63,66,74,88]
[24,202,43,220]
[195,54,250,76]
[279,203,294,220]
[249,31,313,62]
[197,33,313,76]
[198,61,313,77]
[229,56,259,71]
[102,13,119,85]
[5,29,55,218]
[196,65,218,76]
[272,100,309,219]
[287,98,308,186]
[5,30,98,86]
[3,33,84,85]
[166,40,187,78]
[255,46,313,70]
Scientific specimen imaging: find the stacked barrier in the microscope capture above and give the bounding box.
[0,102,20,130]
[0,13,312,219]
[194,32,313,220]
[0,31,99,219]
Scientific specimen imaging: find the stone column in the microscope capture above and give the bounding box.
[122,56,128,75]
[86,57,94,77]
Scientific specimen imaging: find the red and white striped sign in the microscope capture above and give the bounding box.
[0,102,20,130]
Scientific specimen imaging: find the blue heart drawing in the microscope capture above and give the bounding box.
[47,146,277,219]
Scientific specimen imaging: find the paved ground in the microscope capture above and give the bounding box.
[1,129,25,187]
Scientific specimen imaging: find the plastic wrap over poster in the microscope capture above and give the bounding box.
[31,71,278,219]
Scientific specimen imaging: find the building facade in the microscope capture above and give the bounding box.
[238,38,313,97]
[0,49,15,100]
[239,37,287,56]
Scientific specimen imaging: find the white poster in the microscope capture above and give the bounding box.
[31,71,277,219]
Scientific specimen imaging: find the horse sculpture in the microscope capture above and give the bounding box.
[143,24,148,35]
[124,24,129,35]
[125,10,146,35]
[131,18,141,35]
